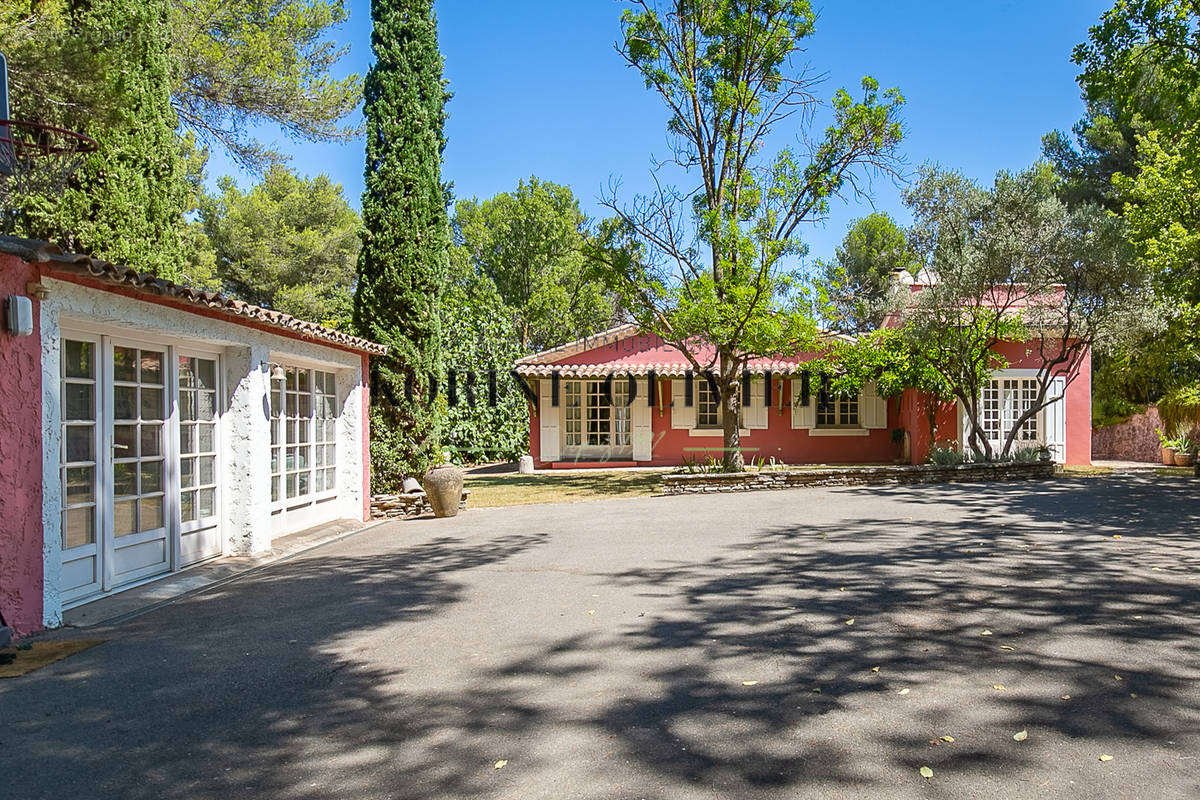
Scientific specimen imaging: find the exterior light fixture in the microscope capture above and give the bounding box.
[5,295,33,336]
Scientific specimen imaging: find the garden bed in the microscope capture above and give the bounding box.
[661,460,1055,494]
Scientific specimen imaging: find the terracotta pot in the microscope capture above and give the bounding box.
[1163,447,1177,466]
[1173,451,1196,467]
[423,464,464,518]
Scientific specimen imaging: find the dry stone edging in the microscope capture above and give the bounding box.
[661,461,1055,495]
[370,490,470,520]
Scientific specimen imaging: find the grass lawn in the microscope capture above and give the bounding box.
[465,470,664,508]
[1156,466,1196,478]
[1059,464,1115,476]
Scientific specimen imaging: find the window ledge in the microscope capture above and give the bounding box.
[808,428,870,437]
[689,428,750,437]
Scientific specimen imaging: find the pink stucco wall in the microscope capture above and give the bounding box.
[531,376,902,468]
[993,340,1091,466]
[0,254,45,635]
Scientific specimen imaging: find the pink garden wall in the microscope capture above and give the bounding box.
[0,253,44,634]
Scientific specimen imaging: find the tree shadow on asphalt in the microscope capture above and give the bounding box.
[2,531,558,800]
[592,475,1200,794]
[5,476,1200,799]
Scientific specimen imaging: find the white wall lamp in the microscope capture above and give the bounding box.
[4,295,33,336]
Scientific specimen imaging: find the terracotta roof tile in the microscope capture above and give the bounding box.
[0,236,387,355]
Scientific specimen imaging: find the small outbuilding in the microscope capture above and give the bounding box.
[0,237,385,635]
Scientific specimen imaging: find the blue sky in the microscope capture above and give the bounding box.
[206,1,1111,266]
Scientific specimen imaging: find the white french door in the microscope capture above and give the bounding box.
[978,377,1041,454]
[59,332,223,606]
[177,352,222,565]
[107,340,171,585]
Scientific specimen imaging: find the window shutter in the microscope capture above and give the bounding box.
[538,379,560,462]
[791,378,814,429]
[670,379,695,429]
[632,377,654,460]
[1045,376,1066,463]
[746,374,769,429]
[863,382,888,429]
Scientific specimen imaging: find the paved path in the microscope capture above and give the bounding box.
[4,475,1200,799]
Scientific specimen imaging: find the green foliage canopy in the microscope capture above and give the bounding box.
[2,0,190,278]
[171,0,363,171]
[816,212,919,333]
[438,246,528,463]
[201,164,360,329]
[454,177,618,352]
[1050,0,1200,419]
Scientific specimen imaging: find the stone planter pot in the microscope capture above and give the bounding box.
[1163,447,1177,466]
[423,464,464,518]
[1173,451,1196,467]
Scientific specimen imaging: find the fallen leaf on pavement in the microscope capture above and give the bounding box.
[494,760,508,769]
[992,684,1006,691]
[1014,730,1028,742]
[1113,535,1122,539]
[587,610,596,615]
[981,630,993,636]
[845,618,855,626]
[898,688,910,695]
[742,680,759,686]
[1114,675,1123,681]
[940,735,955,743]
[1061,694,1071,700]
[919,766,934,779]
[1099,754,1114,762]
[871,666,880,673]
[1000,645,1015,651]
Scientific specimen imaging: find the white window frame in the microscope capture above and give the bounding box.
[270,365,340,510]
[559,379,634,455]
[816,392,861,429]
[977,374,1042,449]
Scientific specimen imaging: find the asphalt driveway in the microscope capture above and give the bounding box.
[4,475,1200,799]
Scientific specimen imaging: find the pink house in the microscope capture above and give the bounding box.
[0,237,384,637]
[515,323,1091,470]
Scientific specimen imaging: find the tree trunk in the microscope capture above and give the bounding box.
[720,351,745,472]
[722,388,744,472]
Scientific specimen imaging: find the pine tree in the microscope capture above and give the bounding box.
[354,0,449,484]
[7,0,187,276]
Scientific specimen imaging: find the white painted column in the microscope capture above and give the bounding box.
[222,344,273,555]
[335,365,365,522]
[40,299,63,628]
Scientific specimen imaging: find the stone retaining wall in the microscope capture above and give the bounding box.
[371,490,470,520]
[661,461,1054,494]
[1092,406,1163,463]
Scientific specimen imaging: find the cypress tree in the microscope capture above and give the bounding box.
[354,0,449,484]
[8,0,187,276]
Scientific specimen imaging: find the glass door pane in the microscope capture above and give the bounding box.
[107,344,170,586]
[60,338,101,599]
[178,356,218,525]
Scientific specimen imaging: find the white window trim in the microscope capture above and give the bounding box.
[807,428,870,437]
[814,390,865,432]
[270,365,339,510]
[692,379,752,434]
[558,378,635,454]
[688,427,751,437]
